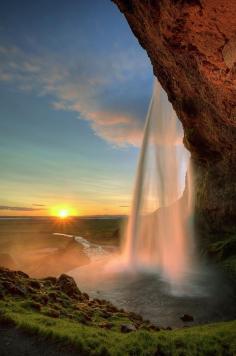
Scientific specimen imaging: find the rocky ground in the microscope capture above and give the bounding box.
[0,267,235,355]
[0,267,160,333]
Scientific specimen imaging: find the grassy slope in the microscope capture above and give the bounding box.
[1,297,236,356]
[0,216,235,355]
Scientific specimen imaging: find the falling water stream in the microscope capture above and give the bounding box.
[70,78,236,326]
[123,79,194,287]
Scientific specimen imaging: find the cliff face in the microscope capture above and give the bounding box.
[113,0,236,246]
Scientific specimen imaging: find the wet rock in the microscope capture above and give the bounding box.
[57,274,81,298]
[43,276,57,284]
[128,311,143,321]
[3,281,26,297]
[40,294,49,305]
[52,304,61,311]
[180,314,194,322]
[82,292,89,301]
[27,286,37,294]
[32,293,49,305]
[106,305,118,313]
[0,268,28,281]
[120,324,137,333]
[100,299,108,305]
[16,271,29,279]
[83,313,92,323]
[48,291,58,301]
[100,310,111,319]
[0,267,14,279]
[29,280,41,289]
[13,285,26,297]
[93,298,103,305]
[0,268,147,334]
[148,325,161,332]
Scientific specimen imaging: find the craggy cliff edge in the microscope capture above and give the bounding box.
[113,0,236,249]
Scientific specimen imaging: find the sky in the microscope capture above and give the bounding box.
[0,0,153,216]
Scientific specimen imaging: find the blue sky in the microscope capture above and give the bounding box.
[0,0,153,216]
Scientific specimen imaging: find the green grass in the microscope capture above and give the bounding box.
[1,298,236,356]
[206,236,236,279]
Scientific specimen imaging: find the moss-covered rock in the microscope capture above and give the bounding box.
[0,267,236,355]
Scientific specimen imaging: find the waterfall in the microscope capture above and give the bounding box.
[123,78,194,285]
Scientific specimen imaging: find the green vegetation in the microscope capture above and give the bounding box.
[207,237,236,261]
[0,218,236,355]
[0,268,235,356]
[1,298,236,356]
[206,236,236,279]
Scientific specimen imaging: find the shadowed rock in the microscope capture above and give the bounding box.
[57,274,82,298]
[120,324,137,333]
[112,0,236,252]
[180,314,194,322]
[0,267,159,331]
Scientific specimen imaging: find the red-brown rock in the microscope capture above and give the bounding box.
[112,0,236,244]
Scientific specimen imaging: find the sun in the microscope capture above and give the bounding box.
[58,209,69,219]
[50,205,77,219]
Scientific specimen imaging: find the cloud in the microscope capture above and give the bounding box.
[83,111,144,146]
[0,44,150,146]
[32,204,45,207]
[0,205,45,211]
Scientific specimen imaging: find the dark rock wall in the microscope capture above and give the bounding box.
[113,0,236,245]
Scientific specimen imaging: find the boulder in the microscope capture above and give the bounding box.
[3,281,26,297]
[82,292,89,301]
[57,274,81,298]
[180,314,194,322]
[120,324,137,333]
[29,280,41,289]
[43,276,57,284]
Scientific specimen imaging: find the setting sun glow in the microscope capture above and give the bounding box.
[58,209,69,219]
[50,206,77,219]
